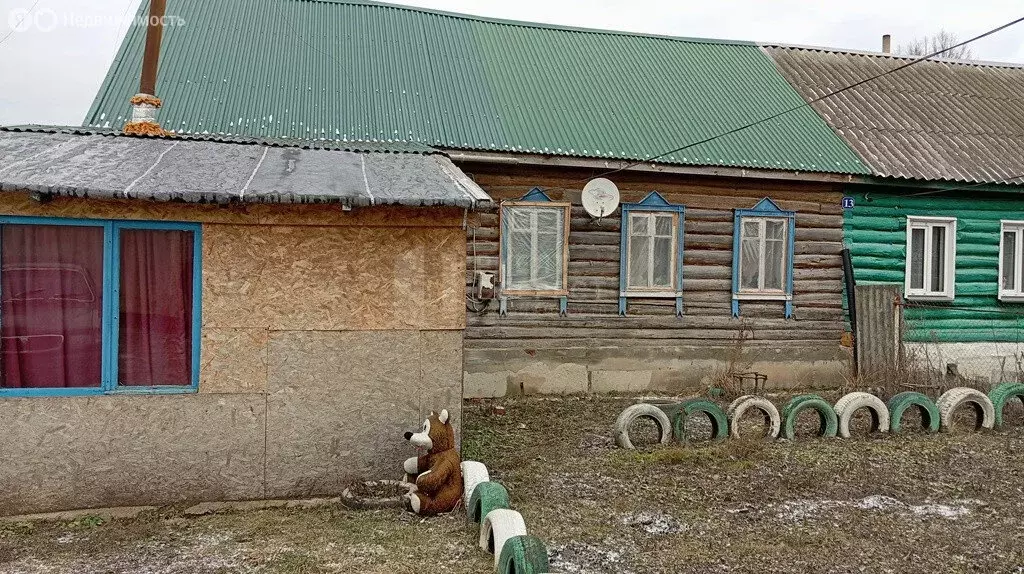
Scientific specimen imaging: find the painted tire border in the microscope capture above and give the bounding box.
[464,463,554,573]
[726,395,781,440]
[671,399,729,442]
[887,391,940,434]
[497,534,551,574]
[834,392,890,438]
[936,387,995,431]
[990,383,1024,428]
[468,481,510,523]
[613,403,673,450]
[780,394,838,439]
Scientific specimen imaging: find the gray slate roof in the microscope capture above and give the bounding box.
[765,46,1024,185]
[0,127,491,207]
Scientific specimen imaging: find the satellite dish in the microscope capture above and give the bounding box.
[582,178,620,218]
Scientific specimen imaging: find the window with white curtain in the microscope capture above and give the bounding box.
[904,216,956,301]
[737,216,789,295]
[626,211,679,292]
[501,204,569,293]
[999,220,1024,301]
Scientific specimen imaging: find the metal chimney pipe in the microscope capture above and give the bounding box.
[882,34,891,54]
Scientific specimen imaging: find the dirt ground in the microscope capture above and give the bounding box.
[3,392,1024,573]
[463,393,1024,574]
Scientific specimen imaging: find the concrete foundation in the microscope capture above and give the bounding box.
[905,341,1024,384]
[464,343,850,398]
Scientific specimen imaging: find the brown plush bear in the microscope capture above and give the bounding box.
[402,409,463,515]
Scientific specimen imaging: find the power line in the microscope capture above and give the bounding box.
[586,15,1024,182]
[0,0,43,47]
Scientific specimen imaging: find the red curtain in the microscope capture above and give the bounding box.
[118,229,193,387]
[1,225,104,388]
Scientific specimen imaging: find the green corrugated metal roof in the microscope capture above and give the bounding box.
[85,0,869,174]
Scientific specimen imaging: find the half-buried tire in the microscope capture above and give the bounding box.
[936,387,995,431]
[461,461,490,510]
[834,392,890,438]
[614,403,673,449]
[468,481,510,523]
[726,395,781,440]
[671,399,729,443]
[479,509,527,568]
[989,382,1024,428]
[887,391,940,434]
[780,394,838,439]
[497,534,550,574]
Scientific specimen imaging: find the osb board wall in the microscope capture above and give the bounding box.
[199,223,464,393]
[202,224,465,331]
[461,164,847,351]
[0,192,464,227]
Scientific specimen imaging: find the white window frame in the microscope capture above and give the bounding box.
[999,220,1024,302]
[735,216,791,300]
[499,201,571,296]
[904,216,956,301]
[623,211,680,296]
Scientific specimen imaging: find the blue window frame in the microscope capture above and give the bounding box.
[0,216,202,397]
[618,192,685,316]
[731,198,796,318]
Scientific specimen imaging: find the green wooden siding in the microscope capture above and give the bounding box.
[844,189,1024,343]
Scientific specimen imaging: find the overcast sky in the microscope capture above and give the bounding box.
[1,0,1022,127]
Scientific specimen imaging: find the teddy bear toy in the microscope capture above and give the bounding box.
[402,409,463,515]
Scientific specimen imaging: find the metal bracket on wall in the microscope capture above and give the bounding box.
[618,296,627,316]
[675,297,683,317]
[559,296,568,316]
[499,296,508,316]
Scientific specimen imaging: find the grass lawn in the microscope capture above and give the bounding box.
[3,393,1024,573]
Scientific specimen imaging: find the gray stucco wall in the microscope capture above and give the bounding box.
[0,329,462,516]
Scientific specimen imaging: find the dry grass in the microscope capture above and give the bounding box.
[0,500,491,573]
[464,393,1024,573]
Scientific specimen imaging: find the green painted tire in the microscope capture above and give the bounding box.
[780,394,838,439]
[671,399,728,442]
[497,535,550,574]
[642,398,684,421]
[468,481,510,523]
[989,383,1024,428]
[887,391,940,434]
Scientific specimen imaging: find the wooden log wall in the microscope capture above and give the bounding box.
[462,164,848,354]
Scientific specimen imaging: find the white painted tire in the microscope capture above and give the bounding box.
[726,395,781,439]
[479,509,527,568]
[614,403,672,449]
[461,461,490,510]
[834,392,890,438]
[937,387,995,431]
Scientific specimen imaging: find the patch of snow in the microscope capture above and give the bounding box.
[769,496,981,521]
[2,531,251,574]
[549,541,633,574]
[621,512,685,535]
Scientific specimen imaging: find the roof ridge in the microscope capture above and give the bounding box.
[764,42,1024,70]
[295,0,756,46]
